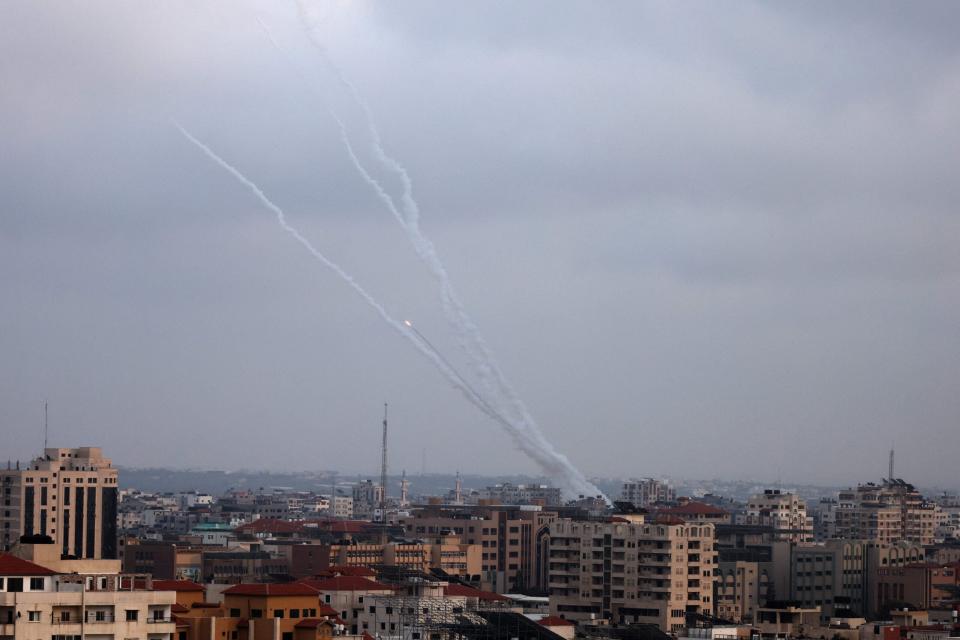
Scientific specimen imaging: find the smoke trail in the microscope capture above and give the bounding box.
[293,5,604,499]
[247,19,580,469]
[174,123,587,490]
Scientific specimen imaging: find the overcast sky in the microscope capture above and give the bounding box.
[2,1,958,490]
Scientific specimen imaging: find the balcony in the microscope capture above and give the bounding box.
[148,617,173,624]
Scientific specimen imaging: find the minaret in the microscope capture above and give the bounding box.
[889,447,895,481]
[400,470,410,507]
[454,471,463,505]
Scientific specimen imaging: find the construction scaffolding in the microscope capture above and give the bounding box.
[366,595,562,640]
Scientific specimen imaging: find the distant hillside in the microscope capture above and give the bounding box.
[117,467,564,497]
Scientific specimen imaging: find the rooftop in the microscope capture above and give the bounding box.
[0,553,57,576]
[223,583,320,597]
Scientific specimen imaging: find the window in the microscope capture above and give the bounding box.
[28,611,41,622]
[30,577,45,590]
[95,611,106,622]
[230,609,240,618]
[7,578,23,592]
[126,610,139,622]
[274,610,284,618]
[290,609,299,619]
[282,634,293,640]
[308,609,316,617]
[251,609,263,619]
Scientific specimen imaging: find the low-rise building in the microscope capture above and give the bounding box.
[0,550,175,640]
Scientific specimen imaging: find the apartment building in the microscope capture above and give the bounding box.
[298,576,393,634]
[122,540,204,581]
[480,484,563,507]
[222,583,323,638]
[620,479,675,508]
[351,482,382,520]
[715,559,773,623]
[201,550,290,584]
[739,490,813,543]
[547,518,716,633]
[747,539,925,620]
[1,448,119,558]
[0,549,175,640]
[873,563,960,613]
[780,540,870,622]
[835,480,942,545]
[656,501,731,526]
[400,505,557,592]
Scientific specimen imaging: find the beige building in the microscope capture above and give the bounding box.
[0,548,175,640]
[753,603,821,640]
[1,447,120,559]
[400,505,557,592]
[739,490,813,542]
[620,479,675,507]
[715,560,772,623]
[835,481,941,546]
[547,518,716,633]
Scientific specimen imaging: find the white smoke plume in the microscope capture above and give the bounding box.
[294,3,604,500]
[174,123,596,495]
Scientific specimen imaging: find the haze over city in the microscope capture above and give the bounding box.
[3,2,959,488]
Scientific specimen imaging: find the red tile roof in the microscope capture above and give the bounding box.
[443,584,509,602]
[327,566,377,577]
[539,616,575,627]
[0,553,57,576]
[153,579,206,592]
[172,604,189,614]
[317,604,339,617]
[295,618,335,629]
[223,583,320,597]
[298,576,391,592]
[323,521,371,534]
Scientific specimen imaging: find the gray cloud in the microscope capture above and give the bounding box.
[1,1,958,489]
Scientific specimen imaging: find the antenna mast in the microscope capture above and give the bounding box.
[380,402,388,523]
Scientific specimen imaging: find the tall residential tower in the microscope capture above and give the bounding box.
[1,447,119,558]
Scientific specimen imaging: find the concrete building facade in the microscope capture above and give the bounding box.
[400,505,556,592]
[739,490,813,543]
[835,481,942,546]
[1,448,120,559]
[0,549,175,640]
[547,518,716,633]
[620,479,675,508]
